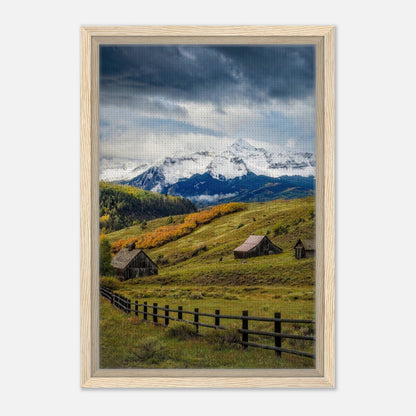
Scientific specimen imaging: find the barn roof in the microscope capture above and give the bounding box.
[111,248,141,270]
[294,238,315,250]
[234,235,268,253]
[111,248,157,270]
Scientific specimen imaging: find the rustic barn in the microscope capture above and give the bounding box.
[294,238,315,259]
[111,243,158,281]
[233,235,283,259]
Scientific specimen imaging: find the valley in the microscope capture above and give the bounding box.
[100,196,316,368]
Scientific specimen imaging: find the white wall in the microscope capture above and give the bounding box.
[1,1,415,415]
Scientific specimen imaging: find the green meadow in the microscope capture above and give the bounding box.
[100,196,316,369]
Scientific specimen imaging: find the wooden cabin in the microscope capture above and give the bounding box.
[233,235,283,259]
[294,238,315,259]
[111,243,158,281]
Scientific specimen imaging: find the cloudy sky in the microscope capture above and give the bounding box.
[99,45,316,163]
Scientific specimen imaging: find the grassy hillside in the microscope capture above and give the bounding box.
[101,196,316,369]
[99,182,196,232]
[100,298,314,369]
[110,202,245,253]
[106,196,315,286]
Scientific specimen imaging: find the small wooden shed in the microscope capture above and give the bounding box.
[233,235,283,259]
[294,238,315,259]
[111,243,158,281]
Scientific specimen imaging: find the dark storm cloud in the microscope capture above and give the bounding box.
[99,45,315,106]
[212,46,315,99]
[99,92,189,117]
[99,45,316,163]
[100,46,238,105]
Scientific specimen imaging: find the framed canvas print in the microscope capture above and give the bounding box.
[81,25,335,388]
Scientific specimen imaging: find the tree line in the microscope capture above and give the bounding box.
[99,182,197,233]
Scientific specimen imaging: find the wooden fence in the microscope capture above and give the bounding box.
[100,286,315,360]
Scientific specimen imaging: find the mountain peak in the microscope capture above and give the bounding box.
[102,138,316,186]
[230,138,256,151]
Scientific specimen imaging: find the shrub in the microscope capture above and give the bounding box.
[133,337,168,363]
[100,276,120,290]
[166,323,198,340]
[125,277,142,285]
[224,295,239,300]
[273,224,289,236]
[206,326,241,349]
[155,254,169,265]
[137,292,151,298]
[288,337,308,350]
[191,244,207,257]
[300,325,315,336]
[187,292,204,300]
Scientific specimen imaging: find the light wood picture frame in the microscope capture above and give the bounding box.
[81,25,335,388]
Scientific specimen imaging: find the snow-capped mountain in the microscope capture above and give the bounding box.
[128,139,314,187]
[99,157,150,182]
[100,139,315,205]
[221,139,315,178]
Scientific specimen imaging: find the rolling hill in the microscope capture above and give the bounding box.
[101,196,316,369]
[105,196,315,286]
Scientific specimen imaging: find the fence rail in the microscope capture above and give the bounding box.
[100,286,315,360]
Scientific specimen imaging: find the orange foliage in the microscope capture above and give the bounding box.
[110,237,138,255]
[111,202,245,254]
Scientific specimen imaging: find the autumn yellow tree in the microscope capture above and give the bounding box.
[111,203,245,254]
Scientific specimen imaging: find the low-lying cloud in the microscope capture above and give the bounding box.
[188,193,239,204]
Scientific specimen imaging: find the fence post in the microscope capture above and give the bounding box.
[165,305,169,326]
[194,308,199,334]
[135,300,138,317]
[153,303,158,324]
[127,298,131,315]
[274,312,282,357]
[111,292,114,305]
[242,310,248,349]
[178,306,183,320]
[143,301,147,321]
[215,309,220,327]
